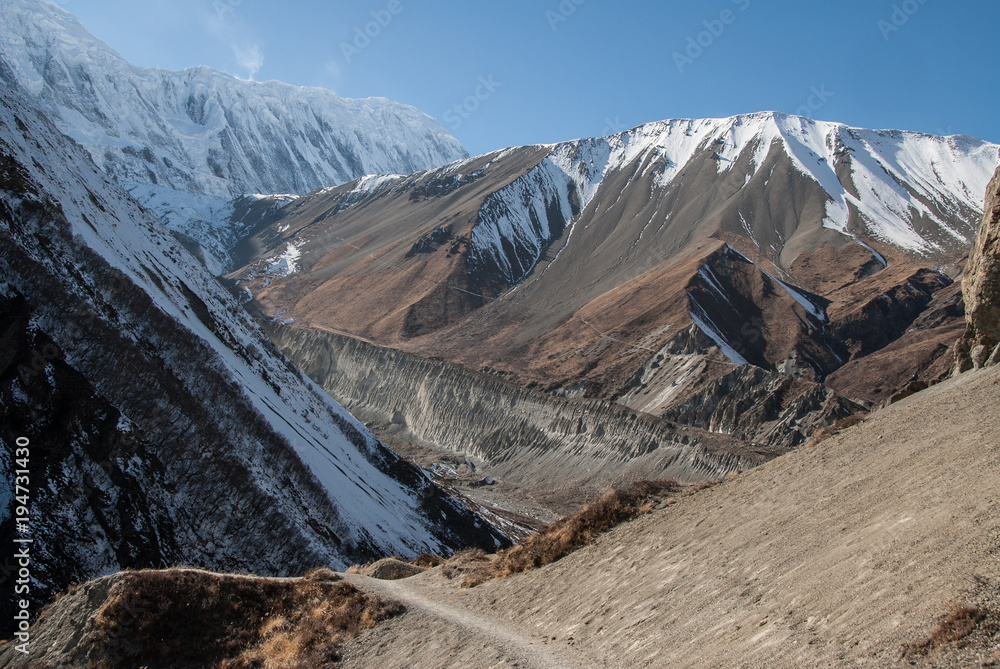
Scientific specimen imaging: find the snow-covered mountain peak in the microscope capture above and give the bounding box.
[0,0,468,197]
[0,0,130,97]
[0,0,469,269]
[534,112,999,255]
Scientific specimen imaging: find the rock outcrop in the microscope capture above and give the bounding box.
[956,165,1000,370]
[659,366,862,450]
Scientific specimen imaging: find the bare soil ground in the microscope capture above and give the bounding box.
[337,364,1000,668]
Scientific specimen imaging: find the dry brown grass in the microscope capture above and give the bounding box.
[440,549,492,580]
[805,412,866,448]
[347,552,445,578]
[91,568,403,668]
[412,553,445,569]
[901,602,988,659]
[455,480,680,587]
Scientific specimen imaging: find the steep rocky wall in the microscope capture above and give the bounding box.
[956,165,1000,370]
[611,324,862,449]
[659,366,861,449]
[266,326,771,489]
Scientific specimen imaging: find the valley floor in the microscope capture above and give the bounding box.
[337,364,1000,668]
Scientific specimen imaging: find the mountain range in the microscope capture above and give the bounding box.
[2,0,1000,663]
[231,113,998,460]
[0,0,468,271]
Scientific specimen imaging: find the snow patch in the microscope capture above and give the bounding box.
[688,297,749,366]
[268,242,303,278]
[724,245,827,322]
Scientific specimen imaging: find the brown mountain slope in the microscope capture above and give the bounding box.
[230,118,996,453]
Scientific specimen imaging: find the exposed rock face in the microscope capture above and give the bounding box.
[659,366,862,450]
[956,165,1000,370]
[265,325,774,489]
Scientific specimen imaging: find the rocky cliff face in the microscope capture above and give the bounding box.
[265,325,774,491]
[956,165,1000,370]
[659,366,861,450]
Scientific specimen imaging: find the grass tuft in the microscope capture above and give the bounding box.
[901,602,987,659]
[455,480,679,587]
[805,412,866,448]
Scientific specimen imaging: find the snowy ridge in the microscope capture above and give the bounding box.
[464,113,997,287]
[467,158,580,286]
[670,112,997,253]
[322,173,410,214]
[352,174,409,194]
[0,79,493,567]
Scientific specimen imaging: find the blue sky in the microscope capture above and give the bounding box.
[60,0,999,156]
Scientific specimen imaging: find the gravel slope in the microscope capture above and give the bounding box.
[338,574,590,668]
[340,364,1000,668]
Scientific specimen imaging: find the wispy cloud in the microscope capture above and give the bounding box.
[201,1,265,80]
[322,59,342,90]
[232,43,264,80]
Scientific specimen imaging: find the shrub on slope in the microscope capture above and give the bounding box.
[89,568,402,668]
[457,480,681,587]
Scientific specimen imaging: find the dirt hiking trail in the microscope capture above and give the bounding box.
[340,573,593,668]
